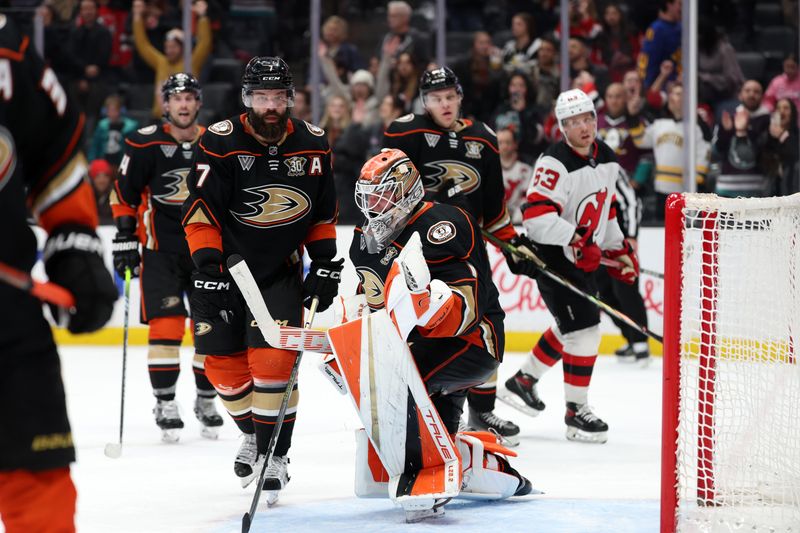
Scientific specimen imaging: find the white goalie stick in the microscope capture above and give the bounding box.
[227,254,332,354]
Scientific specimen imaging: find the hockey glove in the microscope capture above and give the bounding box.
[43,225,117,334]
[190,265,235,323]
[303,258,344,312]
[604,241,639,284]
[111,232,141,278]
[571,227,602,273]
[502,234,539,279]
[434,177,470,210]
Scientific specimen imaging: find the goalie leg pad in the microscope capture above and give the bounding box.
[354,428,389,498]
[454,433,527,500]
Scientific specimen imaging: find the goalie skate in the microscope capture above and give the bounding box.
[401,497,449,523]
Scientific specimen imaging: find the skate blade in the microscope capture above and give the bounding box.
[637,356,652,369]
[239,471,257,489]
[161,429,181,443]
[404,506,445,523]
[565,426,608,444]
[496,388,543,417]
[616,355,638,364]
[200,426,219,440]
[264,490,280,506]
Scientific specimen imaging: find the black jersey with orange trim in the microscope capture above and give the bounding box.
[350,202,504,361]
[0,15,97,272]
[383,113,516,242]
[181,115,338,280]
[110,123,205,255]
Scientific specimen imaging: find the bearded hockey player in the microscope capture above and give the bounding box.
[337,148,531,521]
[181,57,341,504]
[0,15,117,532]
[383,66,539,444]
[110,73,223,442]
[497,89,639,443]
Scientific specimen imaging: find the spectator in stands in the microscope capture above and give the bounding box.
[320,15,365,81]
[131,0,212,118]
[501,12,540,76]
[497,128,533,224]
[555,0,602,43]
[292,89,312,122]
[569,36,610,97]
[452,31,504,123]
[69,0,113,125]
[595,2,641,83]
[638,0,682,89]
[89,159,114,225]
[697,21,744,116]
[319,36,379,125]
[36,3,75,82]
[531,34,560,109]
[714,81,771,198]
[377,1,430,68]
[491,71,546,161]
[597,83,651,190]
[764,54,800,118]
[319,94,352,149]
[762,98,800,195]
[87,94,139,168]
[386,51,422,114]
[622,69,650,119]
[97,0,133,83]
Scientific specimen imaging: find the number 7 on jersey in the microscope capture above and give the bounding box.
[196,163,211,187]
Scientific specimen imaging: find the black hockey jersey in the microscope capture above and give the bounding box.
[0,15,98,272]
[110,123,205,255]
[350,201,504,360]
[383,113,516,242]
[182,115,338,280]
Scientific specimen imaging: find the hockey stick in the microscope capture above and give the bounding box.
[227,255,319,533]
[599,257,664,280]
[0,261,76,308]
[484,231,663,343]
[105,268,131,459]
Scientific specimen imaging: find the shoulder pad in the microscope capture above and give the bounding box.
[304,121,325,137]
[396,113,415,123]
[207,119,234,136]
[137,124,158,135]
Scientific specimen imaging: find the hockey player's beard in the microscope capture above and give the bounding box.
[248,109,290,142]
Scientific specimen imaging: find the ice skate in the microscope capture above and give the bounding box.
[193,397,223,439]
[497,371,546,417]
[153,399,183,443]
[401,497,449,523]
[234,433,260,488]
[467,408,520,447]
[565,402,608,444]
[262,455,290,506]
[616,343,651,367]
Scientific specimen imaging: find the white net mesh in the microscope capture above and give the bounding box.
[675,194,800,532]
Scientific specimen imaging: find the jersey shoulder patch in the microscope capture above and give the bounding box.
[137,124,158,135]
[426,220,457,245]
[304,121,325,137]
[396,113,415,123]
[207,119,233,136]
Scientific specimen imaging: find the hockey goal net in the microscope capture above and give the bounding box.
[661,193,800,532]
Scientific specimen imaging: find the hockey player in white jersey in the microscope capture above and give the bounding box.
[497,89,639,443]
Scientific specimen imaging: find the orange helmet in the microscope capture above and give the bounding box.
[355,149,424,252]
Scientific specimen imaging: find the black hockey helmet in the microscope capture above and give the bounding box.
[419,66,462,97]
[161,72,202,101]
[241,56,295,107]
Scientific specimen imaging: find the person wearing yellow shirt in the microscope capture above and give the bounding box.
[132,0,212,118]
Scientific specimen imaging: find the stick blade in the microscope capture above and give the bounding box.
[241,512,251,533]
[226,254,281,347]
[104,442,122,459]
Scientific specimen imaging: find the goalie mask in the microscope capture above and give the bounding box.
[355,149,424,254]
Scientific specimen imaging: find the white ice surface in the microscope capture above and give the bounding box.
[31,347,662,532]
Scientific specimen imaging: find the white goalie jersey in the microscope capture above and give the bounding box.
[521,139,626,262]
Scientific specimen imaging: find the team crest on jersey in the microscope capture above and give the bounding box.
[464,141,484,159]
[152,168,191,205]
[304,121,325,137]
[356,267,385,309]
[380,246,398,266]
[138,124,157,135]
[424,133,440,148]
[423,160,481,194]
[231,184,311,229]
[238,155,255,171]
[195,322,212,336]
[160,144,177,158]
[208,120,233,135]
[396,113,414,123]
[427,221,456,244]
[575,187,609,234]
[161,296,181,309]
[284,156,306,176]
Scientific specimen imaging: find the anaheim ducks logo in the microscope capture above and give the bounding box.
[356,267,385,309]
[231,184,311,229]
[0,126,17,194]
[153,168,191,205]
[195,322,212,336]
[422,160,480,194]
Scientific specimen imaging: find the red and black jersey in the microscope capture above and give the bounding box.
[182,115,338,281]
[110,122,205,255]
[383,113,516,243]
[0,15,97,272]
[350,202,504,361]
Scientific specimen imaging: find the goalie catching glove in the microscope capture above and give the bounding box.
[604,240,639,284]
